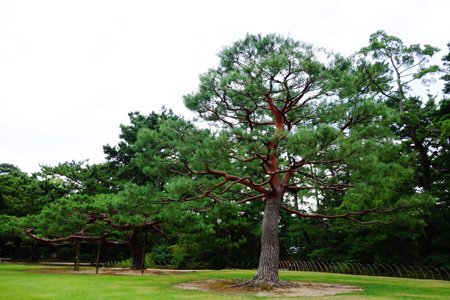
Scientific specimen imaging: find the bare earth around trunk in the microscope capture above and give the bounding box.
[176,279,363,297]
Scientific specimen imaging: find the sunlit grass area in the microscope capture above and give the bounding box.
[1,263,449,299]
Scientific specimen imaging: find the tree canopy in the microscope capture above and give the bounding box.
[132,33,430,285]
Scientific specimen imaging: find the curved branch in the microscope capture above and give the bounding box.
[281,205,402,225]
[237,194,266,204]
[25,229,128,246]
[203,168,270,195]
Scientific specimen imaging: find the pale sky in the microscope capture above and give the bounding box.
[0,0,448,173]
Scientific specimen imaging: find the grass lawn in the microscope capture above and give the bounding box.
[0,263,449,299]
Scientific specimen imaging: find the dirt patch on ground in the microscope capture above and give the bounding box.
[176,279,363,297]
[30,267,195,276]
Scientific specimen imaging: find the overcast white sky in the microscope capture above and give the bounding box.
[0,0,448,173]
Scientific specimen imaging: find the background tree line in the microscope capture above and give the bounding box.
[0,32,448,273]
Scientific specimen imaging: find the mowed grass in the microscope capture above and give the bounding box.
[0,263,449,299]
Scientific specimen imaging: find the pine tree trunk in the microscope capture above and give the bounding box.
[95,240,101,274]
[74,242,80,271]
[253,195,281,285]
[128,229,143,270]
[416,142,432,191]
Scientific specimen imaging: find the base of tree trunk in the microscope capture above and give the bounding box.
[231,278,292,290]
[130,262,143,270]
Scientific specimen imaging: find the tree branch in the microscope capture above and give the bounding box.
[281,205,401,225]
[25,229,128,246]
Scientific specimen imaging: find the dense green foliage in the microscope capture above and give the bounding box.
[0,32,449,271]
[0,164,48,217]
